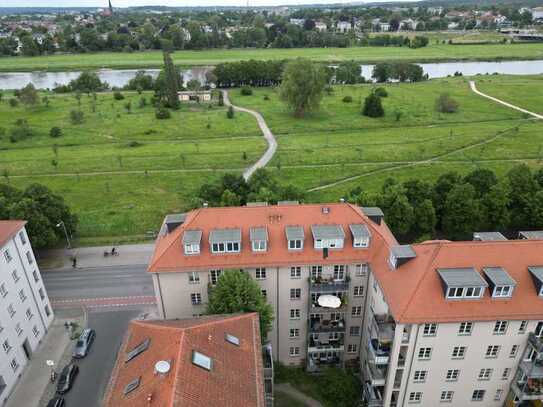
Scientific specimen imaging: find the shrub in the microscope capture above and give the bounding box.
[113,91,125,101]
[155,107,171,120]
[127,141,143,147]
[10,119,34,142]
[342,96,353,103]
[362,93,384,118]
[374,87,388,97]
[263,95,270,101]
[436,93,459,113]
[218,92,224,106]
[49,127,63,138]
[9,98,18,108]
[70,110,85,124]
[53,84,71,93]
[226,106,234,119]
[240,86,253,96]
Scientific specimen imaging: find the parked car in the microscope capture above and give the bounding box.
[46,397,65,407]
[73,328,95,358]
[56,363,79,394]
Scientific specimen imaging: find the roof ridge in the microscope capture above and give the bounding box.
[171,330,186,406]
[250,313,263,407]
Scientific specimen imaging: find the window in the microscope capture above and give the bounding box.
[290,288,301,300]
[519,320,528,334]
[3,250,12,263]
[192,351,212,371]
[440,391,454,402]
[209,270,222,285]
[32,325,39,338]
[7,304,15,318]
[350,326,361,336]
[26,251,33,264]
[347,344,357,353]
[184,243,200,255]
[225,333,240,346]
[290,309,300,320]
[290,267,301,279]
[252,240,266,252]
[353,286,364,297]
[10,358,18,372]
[15,323,22,336]
[188,272,200,284]
[0,284,7,298]
[355,264,368,276]
[2,340,11,353]
[123,377,141,395]
[12,270,19,283]
[289,329,300,338]
[451,346,466,359]
[255,268,267,280]
[536,322,543,337]
[447,287,463,298]
[26,308,33,320]
[32,270,39,283]
[333,265,345,280]
[502,368,511,380]
[446,369,460,381]
[408,392,422,403]
[493,285,513,298]
[471,390,485,401]
[351,306,362,317]
[458,321,473,335]
[288,239,302,250]
[418,347,432,360]
[311,266,322,279]
[39,288,45,300]
[423,323,437,336]
[510,345,519,358]
[486,345,500,358]
[353,237,369,248]
[190,293,202,305]
[447,286,483,299]
[261,289,267,300]
[289,347,300,356]
[493,321,508,335]
[413,370,427,383]
[44,305,51,317]
[478,368,492,380]
[19,231,26,245]
[494,389,503,401]
[211,241,240,254]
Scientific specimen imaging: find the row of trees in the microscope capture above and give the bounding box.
[349,165,543,241]
[0,183,78,249]
[366,34,429,48]
[372,62,427,83]
[214,60,285,88]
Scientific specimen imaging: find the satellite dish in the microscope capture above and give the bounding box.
[46,360,55,367]
[155,360,171,375]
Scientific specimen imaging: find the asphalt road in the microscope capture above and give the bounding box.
[43,265,153,300]
[61,309,141,407]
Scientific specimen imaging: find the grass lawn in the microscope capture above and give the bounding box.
[476,75,543,115]
[1,42,543,72]
[274,390,308,407]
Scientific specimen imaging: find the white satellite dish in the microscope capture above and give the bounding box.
[46,360,55,367]
[155,360,171,375]
[317,295,341,308]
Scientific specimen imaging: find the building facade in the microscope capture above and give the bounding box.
[0,221,54,404]
[148,202,543,406]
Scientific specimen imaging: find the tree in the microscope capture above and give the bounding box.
[18,83,39,107]
[335,60,363,84]
[376,182,414,236]
[69,110,85,125]
[155,106,171,120]
[207,269,273,340]
[442,183,481,240]
[362,93,384,118]
[413,199,437,237]
[162,51,181,109]
[372,63,393,83]
[227,106,234,119]
[436,93,459,113]
[507,164,539,229]
[220,189,241,207]
[69,71,105,94]
[481,182,511,231]
[49,127,62,138]
[279,58,326,118]
[125,70,155,91]
[186,79,201,92]
[433,171,461,225]
[464,168,498,197]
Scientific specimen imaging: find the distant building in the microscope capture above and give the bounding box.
[337,21,352,33]
[178,90,212,103]
[532,7,543,21]
[289,18,305,27]
[315,21,327,32]
[103,313,273,407]
[0,221,54,404]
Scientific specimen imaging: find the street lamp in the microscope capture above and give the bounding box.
[56,221,71,249]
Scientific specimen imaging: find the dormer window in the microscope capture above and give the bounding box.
[183,230,202,255]
[438,268,488,300]
[250,227,268,252]
[483,267,516,299]
[528,267,543,296]
[311,225,344,250]
[493,285,513,298]
[209,228,241,254]
[349,224,370,248]
[286,226,304,251]
[389,245,416,270]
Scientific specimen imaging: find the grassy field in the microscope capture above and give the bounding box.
[2,75,542,244]
[1,42,543,72]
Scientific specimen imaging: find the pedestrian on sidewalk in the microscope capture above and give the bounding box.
[72,257,77,268]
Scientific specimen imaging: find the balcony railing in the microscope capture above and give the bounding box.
[512,379,543,401]
[365,362,386,386]
[368,338,390,365]
[363,382,384,407]
[310,318,346,333]
[529,332,543,353]
[310,279,350,293]
[309,334,344,349]
[372,313,395,342]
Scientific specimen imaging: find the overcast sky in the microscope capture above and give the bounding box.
[6,0,399,7]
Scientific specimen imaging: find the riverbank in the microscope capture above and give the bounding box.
[1,42,543,72]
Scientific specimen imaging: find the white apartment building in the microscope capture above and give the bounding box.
[147,202,543,406]
[0,221,54,404]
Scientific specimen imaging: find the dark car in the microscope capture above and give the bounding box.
[56,363,79,394]
[46,397,65,407]
[73,328,95,358]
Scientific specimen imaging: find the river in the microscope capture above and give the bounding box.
[0,60,541,90]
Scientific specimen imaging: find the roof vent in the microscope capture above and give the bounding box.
[322,207,330,214]
[203,202,208,208]
[339,198,345,203]
[154,360,171,375]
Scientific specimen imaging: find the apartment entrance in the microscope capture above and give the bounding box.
[22,339,32,360]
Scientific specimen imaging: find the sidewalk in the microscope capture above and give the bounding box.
[38,243,155,271]
[6,308,86,407]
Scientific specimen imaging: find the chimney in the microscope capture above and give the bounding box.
[203,202,208,208]
[339,198,345,203]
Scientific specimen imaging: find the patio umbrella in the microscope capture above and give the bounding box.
[318,295,341,308]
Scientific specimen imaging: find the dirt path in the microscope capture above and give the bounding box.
[222,89,277,180]
[274,383,323,407]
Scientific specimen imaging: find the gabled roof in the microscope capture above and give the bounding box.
[103,313,264,407]
[0,220,26,248]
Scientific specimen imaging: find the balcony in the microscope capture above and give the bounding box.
[365,362,386,386]
[310,277,350,293]
[512,379,543,401]
[308,333,344,352]
[368,339,390,365]
[363,382,384,407]
[529,332,543,353]
[310,293,347,312]
[372,314,395,342]
[262,343,274,407]
[309,318,346,333]
[307,349,343,372]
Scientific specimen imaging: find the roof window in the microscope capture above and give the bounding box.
[437,268,488,300]
[286,226,304,250]
[349,224,370,248]
[192,350,212,371]
[483,267,516,298]
[225,333,240,346]
[125,338,150,363]
[250,227,268,252]
[123,377,141,395]
[311,225,344,249]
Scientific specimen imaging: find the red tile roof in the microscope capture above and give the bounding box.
[103,313,265,407]
[148,203,397,273]
[0,220,26,248]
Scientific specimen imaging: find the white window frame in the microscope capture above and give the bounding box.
[311,265,322,279]
[289,347,300,356]
[351,306,362,317]
[408,392,422,403]
[0,284,7,298]
[458,321,473,335]
[451,346,466,359]
[418,347,432,360]
[440,391,454,402]
[355,263,368,277]
[290,288,301,300]
[188,272,200,284]
[2,340,11,353]
[211,241,240,254]
[12,270,19,283]
[32,325,39,338]
[353,286,364,297]
[290,266,301,279]
[478,368,492,381]
[184,243,200,255]
[350,326,361,336]
[289,328,299,338]
[252,240,267,252]
[3,250,12,263]
[423,323,437,336]
[510,345,519,358]
[502,368,511,380]
[26,308,33,320]
[494,389,503,401]
[413,370,427,383]
[209,269,222,285]
[10,358,18,372]
[347,344,357,354]
[288,239,303,250]
[26,251,33,264]
[333,265,345,281]
[190,293,202,305]
[19,231,26,245]
[485,345,500,358]
[519,320,528,334]
[290,309,301,320]
[255,268,267,280]
[445,369,460,382]
[471,390,485,402]
[353,237,369,248]
[493,320,508,335]
[493,285,512,298]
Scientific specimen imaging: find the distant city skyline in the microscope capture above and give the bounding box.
[6,0,414,8]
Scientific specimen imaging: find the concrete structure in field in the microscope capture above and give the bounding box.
[178,90,212,103]
[103,313,273,407]
[0,221,54,404]
[148,202,543,406]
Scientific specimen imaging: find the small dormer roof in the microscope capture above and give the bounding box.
[182,229,202,245]
[311,224,345,240]
[437,267,488,288]
[285,226,304,241]
[208,228,241,243]
[349,224,370,240]
[249,227,268,241]
[483,266,516,287]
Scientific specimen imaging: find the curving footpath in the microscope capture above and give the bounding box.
[469,80,543,119]
[222,90,278,180]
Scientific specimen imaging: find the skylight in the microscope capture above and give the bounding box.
[192,350,212,371]
[125,338,150,363]
[123,377,141,395]
[225,333,240,346]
